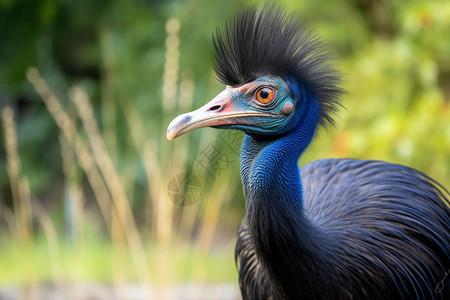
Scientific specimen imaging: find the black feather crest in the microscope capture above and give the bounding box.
[212,4,344,127]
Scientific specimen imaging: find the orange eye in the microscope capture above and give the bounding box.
[256,87,275,104]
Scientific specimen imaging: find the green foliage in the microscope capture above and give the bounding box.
[297,1,450,189]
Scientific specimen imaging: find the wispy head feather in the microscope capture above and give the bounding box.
[212,4,344,127]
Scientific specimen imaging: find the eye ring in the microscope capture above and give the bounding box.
[256,87,275,104]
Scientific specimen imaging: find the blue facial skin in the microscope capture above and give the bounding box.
[236,75,321,212]
[212,76,297,137]
[209,74,322,215]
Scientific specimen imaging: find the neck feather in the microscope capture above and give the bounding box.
[239,87,336,298]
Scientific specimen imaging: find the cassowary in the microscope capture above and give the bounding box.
[167,5,450,300]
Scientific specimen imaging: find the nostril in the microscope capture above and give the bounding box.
[209,105,222,111]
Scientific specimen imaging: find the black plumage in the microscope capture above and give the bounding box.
[236,159,450,299]
[167,4,450,300]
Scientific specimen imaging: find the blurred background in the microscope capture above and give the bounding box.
[0,0,449,299]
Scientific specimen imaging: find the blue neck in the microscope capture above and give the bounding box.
[240,84,334,298]
[240,83,319,213]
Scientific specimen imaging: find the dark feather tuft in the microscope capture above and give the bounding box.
[212,4,344,127]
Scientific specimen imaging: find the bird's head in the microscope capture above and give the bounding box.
[167,5,343,141]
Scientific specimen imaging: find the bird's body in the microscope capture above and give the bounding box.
[237,158,450,299]
[167,4,450,299]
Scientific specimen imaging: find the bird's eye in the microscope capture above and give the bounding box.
[256,87,275,104]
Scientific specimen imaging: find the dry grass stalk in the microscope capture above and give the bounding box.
[2,106,38,300]
[197,178,231,253]
[2,106,33,243]
[100,31,119,164]
[148,18,182,289]
[59,132,83,247]
[174,72,222,247]
[27,67,152,281]
[162,18,180,113]
[119,97,173,287]
[69,86,150,281]
[31,198,62,283]
[26,67,114,234]
[0,203,16,237]
[120,103,159,233]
